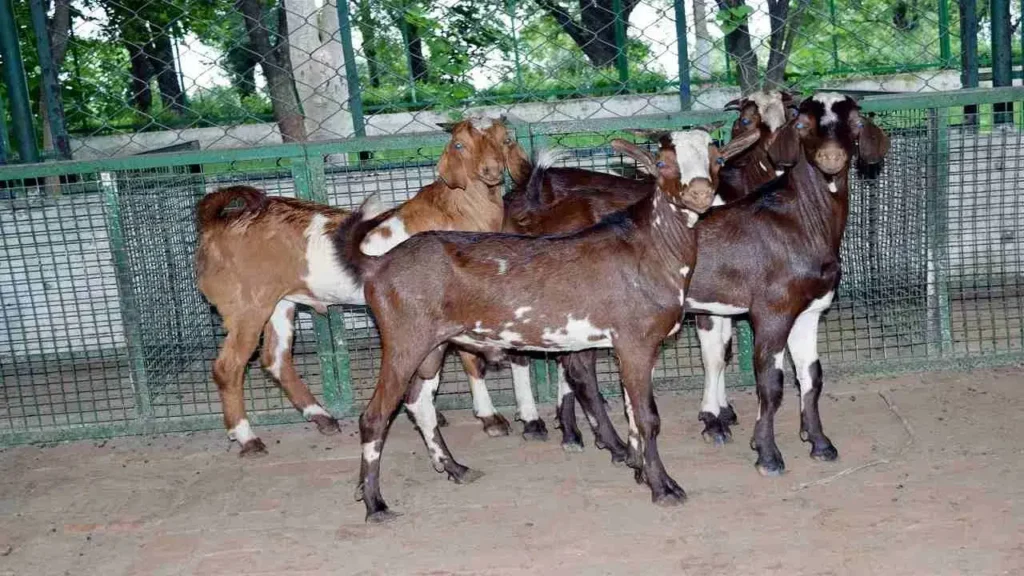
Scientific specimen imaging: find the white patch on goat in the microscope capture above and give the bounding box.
[624,391,640,452]
[468,116,495,131]
[556,369,572,409]
[361,215,410,256]
[712,194,725,207]
[773,351,785,371]
[535,148,568,169]
[813,92,847,125]
[678,290,686,306]
[775,169,786,176]
[511,363,539,422]
[406,375,445,470]
[788,291,834,410]
[494,258,508,275]
[359,194,388,220]
[540,315,614,351]
[468,375,497,418]
[229,419,256,445]
[828,181,838,193]
[758,161,768,172]
[498,329,524,343]
[747,90,788,132]
[679,266,690,277]
[684,209,699,228]
[303,214,364,305]
[266,300,295,380]
[697,316,727,415]
[362,441,381,464]
[668,322,681,337]
[472,321,492,334]
[685,298,749,315]
[514,306,532,320]
[669,130,713,186]
[302,404,330,419]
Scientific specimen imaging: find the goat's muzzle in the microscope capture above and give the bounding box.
[681,178,715,213]
[814,143,848,175]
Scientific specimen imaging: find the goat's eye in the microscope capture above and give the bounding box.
[741,118,752,126]
[656,160,666,168]
[795,122,805,129]
[504,137,513,144]
[790,108,799,117]
[856,121,864,128]
[716,157,726,166]
[454,142,464,150]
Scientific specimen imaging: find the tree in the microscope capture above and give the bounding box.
[715,0,809,93]
[692,0,713,79]
[533,0,641,68]
[236,0,307,141]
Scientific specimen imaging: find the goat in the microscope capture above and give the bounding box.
[193,119,505,455]
[716,90,798,204]
[338,128,760,521]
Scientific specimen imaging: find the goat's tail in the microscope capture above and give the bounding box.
[196,185,269,230]
[526,147,567,203]
[335,194,394,280]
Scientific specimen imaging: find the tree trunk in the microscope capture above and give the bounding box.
[40,0,71,189]
[355,0,381,88]
[127,40,154,113]
[237,0,306,142]
[149,32,187,113]
[714,0,759,93]
[287,0,354,142]
[764,0,809,88]
[405,18,428,81]
[692,0,712,79]
[534,0,640,68]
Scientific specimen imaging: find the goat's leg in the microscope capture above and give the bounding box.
[214,313,268,456]
[717,316,738,425]
[406,346,484,484]
[357,346,420,523]
[788,306,839,462]
[457,350,511,437]
[618,347,686,506]
[260,300,339,435]
[555,366,584,452]
[560,351,626,464]
[509,354,548,441]
[749,314,795,477]
[696,315,735,445]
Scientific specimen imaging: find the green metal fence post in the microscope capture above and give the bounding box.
[532,359,553,403]
[0,0,39,163]
[937,0,951,67]
[335,0,366,138]
[291,154,353,417]
[991,0,1014,123]
[737,320,754,386]
[673,0,692,110]
[101,174,153,421]
[0,91,8,164]
[926,108,953,355]
[958,0,979,126]
[28,0,71,160]
[612,0,629,85]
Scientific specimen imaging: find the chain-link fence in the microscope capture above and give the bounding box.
[0,0,1021,162]
[1,90,1022,445]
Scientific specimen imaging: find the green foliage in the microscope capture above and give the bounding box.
[716,5,753,35]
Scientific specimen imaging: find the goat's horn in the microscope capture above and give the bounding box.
[697,120,727,134]
[437,121,458,133]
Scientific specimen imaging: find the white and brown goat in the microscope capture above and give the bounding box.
[194,119,505,455]
[338,128,760,521]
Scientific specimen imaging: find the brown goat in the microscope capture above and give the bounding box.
[338,128,759,521]
[194,119,505,455]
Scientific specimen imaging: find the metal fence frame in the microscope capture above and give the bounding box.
[1,86,1023,446]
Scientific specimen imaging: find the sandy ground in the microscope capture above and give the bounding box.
[1,367,1023,575]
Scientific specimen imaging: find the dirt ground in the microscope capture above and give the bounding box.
[1,367,1023,576]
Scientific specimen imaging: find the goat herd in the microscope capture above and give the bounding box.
[194,90,890,522]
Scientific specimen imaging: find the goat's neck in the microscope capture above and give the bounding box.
[790,156,850,253]
[633,189,696,291]
[441,181,505,231]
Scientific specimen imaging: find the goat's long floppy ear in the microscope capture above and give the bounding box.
[719,128,761,161]
[767,122,802,167]
[437,122,457,133]
[611,138,657,175]
[857,115,890,165]
[437,147,470,190]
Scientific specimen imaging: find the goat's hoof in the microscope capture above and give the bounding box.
[634,468,648,486]
[310,414,341,436]
[755,453,786,477]
[719,404,738,426]
[698,412,733,446]
[479,414,511,437]
[436,411,449,428]
[446,464,485,485]
[365,509,402,524]
[561,440,585,453]
[609,446,628,467]
[810,442,839,462]
[521,419,549,441]
[238,438,268,457]
[652,483,687,507]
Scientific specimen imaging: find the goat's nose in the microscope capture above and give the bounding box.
[814,143,848,175]
[683,178,715,213]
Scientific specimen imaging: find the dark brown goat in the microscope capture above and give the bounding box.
[716,91,799,204]
[339,129,759,521]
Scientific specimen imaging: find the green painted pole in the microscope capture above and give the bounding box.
[673,0,692,110]
[335,0,366,137]
[0,91,8,164]
[958,0,979,126]
[991,0,1013,123]
[737,320,754,386]
[612,0,629,85]
[937,0,951,67]
[29,0,71,160]
[0,0,40,163]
